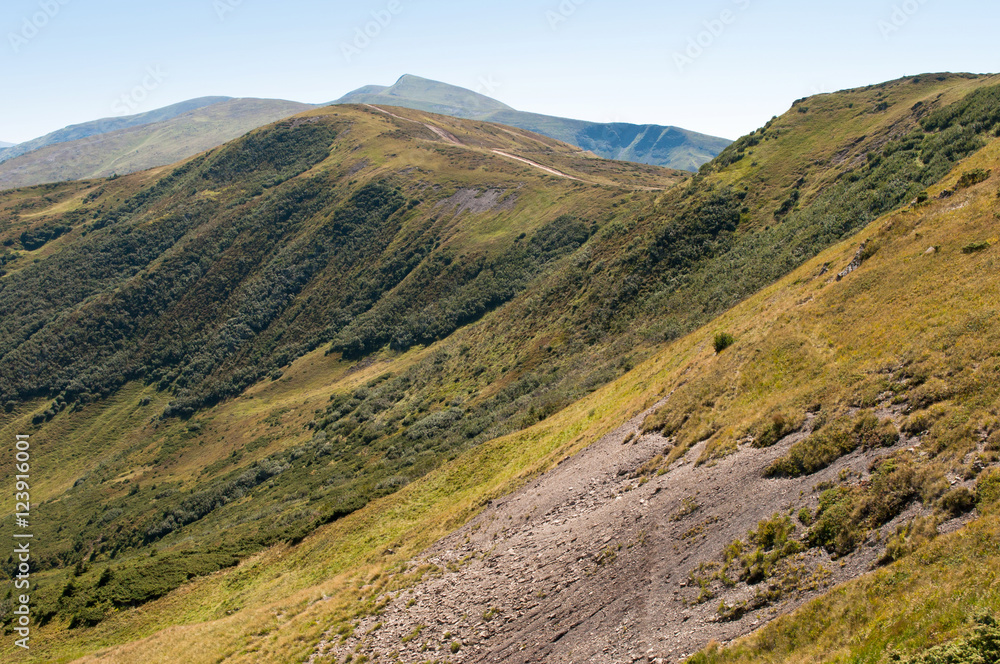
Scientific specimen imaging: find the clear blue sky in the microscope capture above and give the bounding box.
[1,0,997,143]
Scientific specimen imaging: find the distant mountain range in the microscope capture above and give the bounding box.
[0,75,729,191]
[0,98,314,190]
[0,97,231,165]
[333,75,731,171]
[0,141,14,148]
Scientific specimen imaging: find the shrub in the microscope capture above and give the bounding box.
[900,614,1000,663]
[962,241,991,254]
[880,515,939,564]
[713,332,735,354]
[752,412,798,448]
[768,412,899,478]
[854,411,899,449]
[977,469,1000,512]
[956,168,992,189]
[939,486,975,516]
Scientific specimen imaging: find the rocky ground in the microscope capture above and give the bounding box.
[309,396,979,664]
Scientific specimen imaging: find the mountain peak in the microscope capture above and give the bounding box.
[333,75,730,171]
[336,73,514,116]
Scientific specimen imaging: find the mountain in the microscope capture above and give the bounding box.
[1,73,1000,663]
[0,75,725,191]
[0,141,14,148]
[335,74,515,117]
[0,96,231,165]
[333,74,732,171]
[0,98,315,190]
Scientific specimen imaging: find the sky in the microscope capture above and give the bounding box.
[1,0,998,144]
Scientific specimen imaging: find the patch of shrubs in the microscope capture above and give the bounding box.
[751,412,801,448]
[19,222,71,250]
[962,241,991,254]
[723,514,803,585]
[146,460,289,541]
[766,411,898,478]
[956,168,992,189]
[807,457,923,556]
[896,614,1000,664]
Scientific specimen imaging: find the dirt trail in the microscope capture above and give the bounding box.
[363,103,464,146]
[362,103,585,181]
[491,150,583,181]
[309,393,970,664]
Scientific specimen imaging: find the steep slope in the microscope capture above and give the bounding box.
[0,98,314,190]
[1,73,999,663]
[314,122,1000,664]
[0,96,231,164]
[333,74,731,170]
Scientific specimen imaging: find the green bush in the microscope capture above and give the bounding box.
[962,241,991,254]
[713,332,736,354]
[752,412,797,448]
[956,168,992,189]
[939,487,975,516]
[977,470,1000,512]
[766,412,898,478]
[900,614,1000,663]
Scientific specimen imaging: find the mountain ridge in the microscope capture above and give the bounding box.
[0,96,233,164]
[333,74,731,171]
[0,97,315,190]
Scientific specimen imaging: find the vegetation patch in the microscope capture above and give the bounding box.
[765,411,899,478]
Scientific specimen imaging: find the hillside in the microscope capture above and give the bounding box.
[1,72,999,663]
[0,98,314,190]
[0,97,231,164]
[318,107,1000,664]
[333,74,732,171]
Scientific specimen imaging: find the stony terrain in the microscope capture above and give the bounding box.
[312,391,980,663]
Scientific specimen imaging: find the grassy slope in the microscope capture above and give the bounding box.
[0,99,314,190]
[2,75,999,661]
[682,138,1000,663]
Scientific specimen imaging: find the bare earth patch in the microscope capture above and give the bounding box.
[308,391,979,664]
